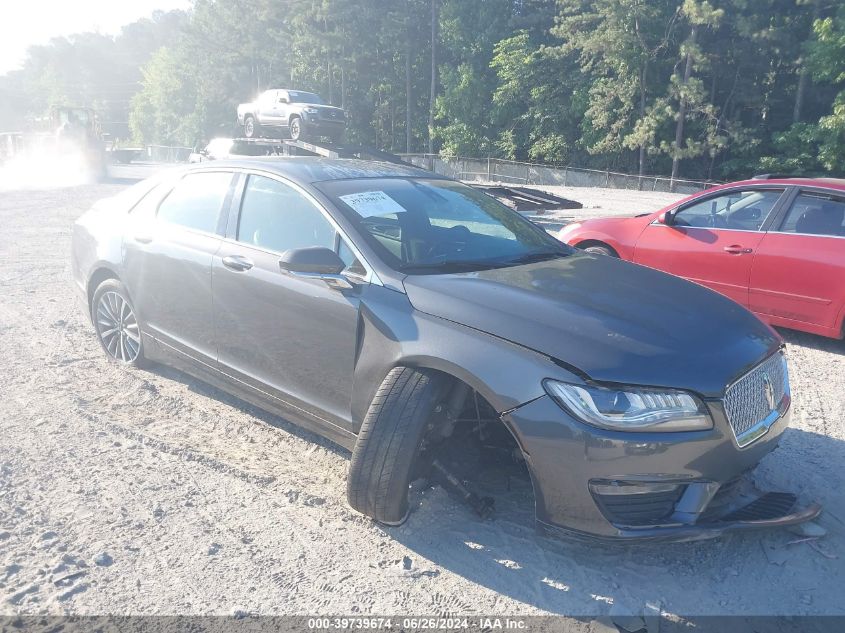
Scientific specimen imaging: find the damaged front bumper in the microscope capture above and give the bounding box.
[538,478,822,543]
[502,394,821,542]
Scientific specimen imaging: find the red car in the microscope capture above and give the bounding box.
[559,177,845,339]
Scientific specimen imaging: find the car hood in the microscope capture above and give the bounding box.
[402,254,781,398]
[301,103,344,113]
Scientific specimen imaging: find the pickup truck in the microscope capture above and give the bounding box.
[236,89,346,142]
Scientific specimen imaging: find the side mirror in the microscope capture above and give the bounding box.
[658,210,674,226]
[279,247,352,290]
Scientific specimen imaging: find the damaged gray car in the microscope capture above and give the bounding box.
[71,158,820,541]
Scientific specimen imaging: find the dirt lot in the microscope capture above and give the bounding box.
[1,177,844,621]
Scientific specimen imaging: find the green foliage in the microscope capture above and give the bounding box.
[757,122,826,175]
[2,0,844,179]
[490,31,583,162]
[0,10,188,139]
[809,5,845,172]
[129,47,199,146]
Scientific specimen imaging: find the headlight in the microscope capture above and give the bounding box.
[543,380,711,432]
[305,107,319,114]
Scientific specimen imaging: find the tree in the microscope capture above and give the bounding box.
[666,0,723,185]
[129,47,199,145]
[3,0,843,181]
[809,3,845,172]
[553,0,679,175]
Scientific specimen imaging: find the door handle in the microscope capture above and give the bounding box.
[221,255,254,271]
[134,234,153,244]
[723,245,753,254]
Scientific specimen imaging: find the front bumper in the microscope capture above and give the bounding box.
[301,114,345,136]
[503,394,820,541]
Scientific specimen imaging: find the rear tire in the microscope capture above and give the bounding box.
[91,279,147,368]
[243,115,259,138]
[347,367,447,525]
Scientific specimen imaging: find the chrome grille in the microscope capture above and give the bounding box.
[724,352,789,447]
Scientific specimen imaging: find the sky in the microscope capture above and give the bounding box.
[0,0,191,74]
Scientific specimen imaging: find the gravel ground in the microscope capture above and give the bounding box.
[1,177,843,621]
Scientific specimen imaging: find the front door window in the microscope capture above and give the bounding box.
[673,189,783,231]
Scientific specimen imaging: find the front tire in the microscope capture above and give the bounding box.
[347,367,447,525]
[91,279,146,367]
[289,116,304,141]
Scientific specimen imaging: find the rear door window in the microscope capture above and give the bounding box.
[776,192,845,237]
[156,171,233,233]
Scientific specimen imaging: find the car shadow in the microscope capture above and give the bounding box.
[779,327,845,356]
[384,427,845,618]
[148,361,352,460]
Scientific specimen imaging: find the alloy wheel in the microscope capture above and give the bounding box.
[96,291,141,363]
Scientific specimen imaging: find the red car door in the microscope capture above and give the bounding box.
[633,187,787,307]
[749,189,845,337]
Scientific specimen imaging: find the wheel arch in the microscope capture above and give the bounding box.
[86,265,121,320]
[391,355,506,416]
[412,364,542,522]
[573,238,619,257]
[349,301,571,432]
[836,300,845,340]
[358,362,542,522]
[352,343,552,435]
[399,361,539,460]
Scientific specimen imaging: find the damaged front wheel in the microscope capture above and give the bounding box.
[347,367,448,525]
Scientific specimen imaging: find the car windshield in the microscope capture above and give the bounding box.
[288,91,324,104]
[316,178,572,274]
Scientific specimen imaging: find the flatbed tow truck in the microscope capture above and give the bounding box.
[191,136,411,164]
[190,137,581,228]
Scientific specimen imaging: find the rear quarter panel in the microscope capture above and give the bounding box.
[71,207,129,314]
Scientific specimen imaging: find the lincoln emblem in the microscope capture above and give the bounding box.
[763,373,776,411]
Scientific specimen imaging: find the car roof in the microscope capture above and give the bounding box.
[194,157,445,186]
[716,177,845,192]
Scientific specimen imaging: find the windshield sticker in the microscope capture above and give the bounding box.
[339,190,407,218]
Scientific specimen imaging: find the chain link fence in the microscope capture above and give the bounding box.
[400,154,718,194]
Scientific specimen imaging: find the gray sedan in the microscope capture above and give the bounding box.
[71,158,819,540]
